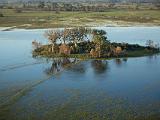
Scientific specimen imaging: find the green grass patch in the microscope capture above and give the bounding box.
[0,9,160,28]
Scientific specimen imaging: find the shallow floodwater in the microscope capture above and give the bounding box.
[0,27,160,119]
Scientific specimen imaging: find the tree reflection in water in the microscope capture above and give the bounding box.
[91,60,108,74]
[44,58,78,76]
[122,58,128,62]
[114,58,123,67]
[146,54,158,64]
[67,62,86,74]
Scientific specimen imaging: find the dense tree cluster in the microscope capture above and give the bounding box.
[33,28,159,58]
[0,0,159,4]
[34,28,129,58]
[44,27,90,53]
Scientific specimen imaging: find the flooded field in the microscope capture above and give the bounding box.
[0,27,160,119]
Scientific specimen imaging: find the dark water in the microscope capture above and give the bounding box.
[0,27,160,120]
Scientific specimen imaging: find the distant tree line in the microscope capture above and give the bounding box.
[0,1,159,11]
[0,0,159,4]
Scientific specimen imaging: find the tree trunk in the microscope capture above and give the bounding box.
[74,42,77,48]
[52,44,55,53]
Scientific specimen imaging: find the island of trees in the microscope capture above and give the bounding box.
[32,27,159,59]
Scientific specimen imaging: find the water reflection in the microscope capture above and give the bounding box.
[45,59,110,76]
[146,54,159,64]
[91,60,108,74]
[114,58,128,68]
[114,58,122,66]
[67,63,86,74]
[44,58,78,75]
[43,57,134,77]
[122,58,128,62]
[147,54,158,60]
[1,28,160,120]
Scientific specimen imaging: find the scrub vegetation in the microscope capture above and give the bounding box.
[0,9,160,28]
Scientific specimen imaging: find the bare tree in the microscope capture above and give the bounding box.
[32,40,42,49]
[146,40,154,48]
[44,30,60,52]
